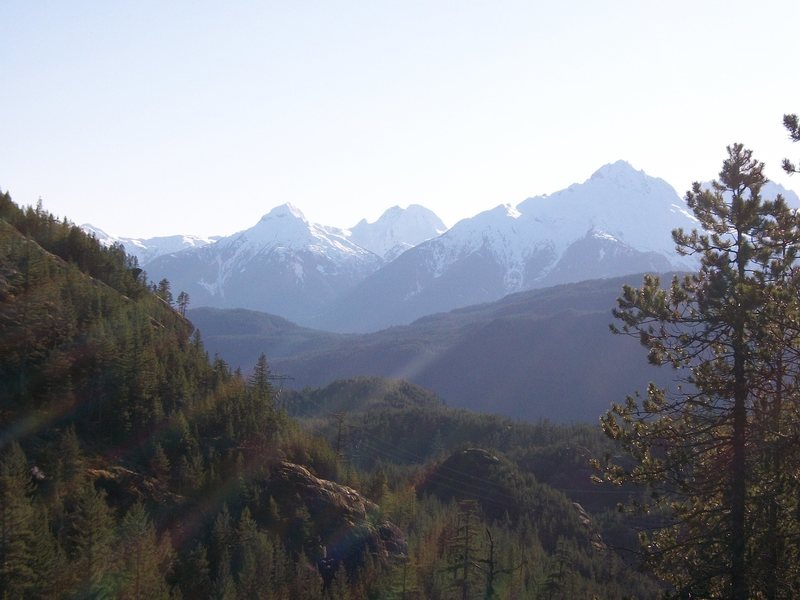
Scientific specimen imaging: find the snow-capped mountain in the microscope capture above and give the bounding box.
[89,164,800,333]
[762,181,800,208]
[81,224,218,266]
[144,204,383,324]
[348,205,447,260]
[312,161,700,332]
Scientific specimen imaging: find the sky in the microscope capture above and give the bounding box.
[2,1,799,239]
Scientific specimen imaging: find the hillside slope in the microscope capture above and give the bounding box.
[195,275,675,423]
[0,194,404,598]
[1,193,659,599]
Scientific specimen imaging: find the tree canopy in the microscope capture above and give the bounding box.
[597,140,800,598]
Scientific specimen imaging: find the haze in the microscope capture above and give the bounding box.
[2,0,798,238]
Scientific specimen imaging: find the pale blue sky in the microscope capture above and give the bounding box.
[2,1,799,238]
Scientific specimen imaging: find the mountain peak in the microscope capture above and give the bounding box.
[760,181,800,209]
[349,204,447,259]
[260,203,307,223]
[590,160,641,181]
[362,204,445,228]
[381,205,404,217]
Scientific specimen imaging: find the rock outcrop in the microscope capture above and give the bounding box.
[265,461,406,573]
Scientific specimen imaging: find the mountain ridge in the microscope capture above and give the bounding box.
[190,274,677,423]
[348,203,447,260]
[143,203,381,324]
[81,223,219,266]
[91,163,800,333]
[314,161,699,331]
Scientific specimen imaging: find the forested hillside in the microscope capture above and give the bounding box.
[191,276,673,423]
[596,139,800,598]
[0,194,393,598]
[0,193,659,598]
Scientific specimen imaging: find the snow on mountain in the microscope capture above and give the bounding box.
[229,203,374,259]
[144,203,383,324]
[348,204,447,260]
[81,167,800,333]
[425,160,697,290]
[81,224,117,246]
[194,203,379,295]
[80,224,217,266]
[423,203,531,290]
[764,181,800,208]
[314,161,701,332]
[516,160,698,263]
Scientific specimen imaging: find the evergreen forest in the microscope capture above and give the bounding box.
[2,113,800,599]
[0,192,657,598]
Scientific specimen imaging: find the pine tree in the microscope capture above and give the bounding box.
[365,466,388,503]
[445,499,483,600]
[27,506,64,599]
[55,425,85,499]
[67,484,117,598]
[175,543,211,600]
[117,503,171,600]
[782,113,800,174]
[209,505,236,600]
[156,278,174,306]
[596,144,800,598]
[0,442,35,599]
[234,507,273,600]
[150,443,171,480]
[249,353,272,401]
[176,291,190,317]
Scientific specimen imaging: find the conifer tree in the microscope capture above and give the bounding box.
[117,503,171,600]
[782,113,800,174]
[0,442,35,599]
[67,485,117,598]
[149,443,171,480]
[176,543,211,600]
[177,291,190,317]
[365,466,388,503]
[27,506,64,599]
[234,507,274,600]
[57,425,85,489]
[445,499,483,600]
[156,278,173,306]
[597,144,800,598]
[249,353,272,400]
[209,505,236,600]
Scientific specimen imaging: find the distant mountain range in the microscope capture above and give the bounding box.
[80,224,220,267]
[189,275,678,423]
[316,169,800,332]
[142,204,383,325]
[85,163,800,332]
[84,203,446,325]
[347,204,447,260]
[314,161,698,331]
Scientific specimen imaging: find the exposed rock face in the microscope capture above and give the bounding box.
[84,459,405,583]
[87,466,182,510]
[266,461,406,571]
[572,501,606,551]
